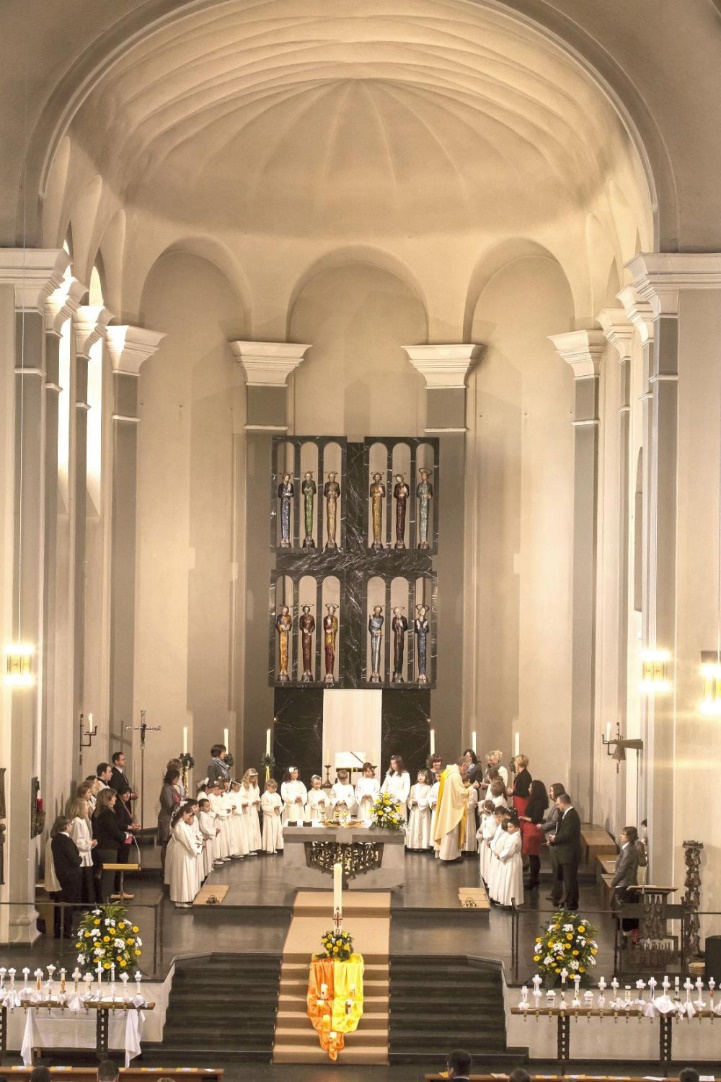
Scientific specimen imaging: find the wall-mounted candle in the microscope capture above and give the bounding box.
[429,729,435,755]
[605,722,611,742]
[513,731,520,757]
[266,728,271,755]
[183,727,188,754]
[471,730,477,754]
[333,861,343,917]
[223,728,229,749]
[88,713,93,732]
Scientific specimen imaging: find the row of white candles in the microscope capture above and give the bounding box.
[520,974,719,1011]
[181,727,273,756]
[0,965,142,997]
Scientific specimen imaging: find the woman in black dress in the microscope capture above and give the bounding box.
[93,789,129,902]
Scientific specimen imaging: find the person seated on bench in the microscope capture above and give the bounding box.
[446,1049,472,1081]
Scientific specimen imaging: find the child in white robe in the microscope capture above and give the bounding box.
[477,800,496,885]
[305,775,329,824]
[208,781,231,862]
[494,818,524,908]
[167,806,203,908]
[462,783,479,854]
[331,770,356,817]
[355,763,380,825]
[281,766,308,825]
[242,769,262,852]
[486,806,510,903]
[227,779,249,858]
[406,769,432,850]
[261,779,284,853]
[429,777,441,857]
[381,756,411,819]
[189,799,204,893]
[197,798,217,880]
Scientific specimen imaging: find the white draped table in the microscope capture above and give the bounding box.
[19,1003,149,1067]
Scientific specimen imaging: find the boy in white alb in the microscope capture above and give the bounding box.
[208,781,231,863]
[261,779,284,853]
[305,775,329,824]
[197,797,217,880]
[407,769,432,850]
[281,766,308,825]
[331,769,355,817]
[355,763,380,826]
[228,778,249,858]
[242,770,262,852]
[495,818,524,907]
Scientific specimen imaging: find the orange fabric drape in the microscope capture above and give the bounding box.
[306,954,365,1059]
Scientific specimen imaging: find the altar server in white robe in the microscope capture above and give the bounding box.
[228,779,249,858]
[261,779,284,853]
[494,818,524,907]
[306,776,329,824]
[331,769,356,816]
[429,776,441,856]
[381,755,411,819]
[168,806,203,908]
[197,798,217,879]
[463,783,479,853]
[355,763,380,826]
[208,781,231,861]
[407,769,432,850]
[486,806,510,902]
[189,799,205,890]
[477,800,496,885]
[242,769,262,852]
[281,766,308,825]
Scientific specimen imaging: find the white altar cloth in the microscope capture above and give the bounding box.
[20,1007,144,1066]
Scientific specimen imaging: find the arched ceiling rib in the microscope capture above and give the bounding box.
[59,0,651,239]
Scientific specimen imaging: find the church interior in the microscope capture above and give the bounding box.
[2,0,721,1076]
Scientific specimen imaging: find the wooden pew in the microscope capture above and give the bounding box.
[0,1069,223,1082]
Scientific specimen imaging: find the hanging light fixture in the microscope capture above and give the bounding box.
[640,648,671,694]
[4,643,35,687]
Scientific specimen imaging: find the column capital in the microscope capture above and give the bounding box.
[229,340,310,386]
[107,325,166,375]
[548,330,606,378]
[617,285,655,346]
[627,252,721,319]
[74,305,112,359]
[45,276,87,335]
[597,308,634,364]
[0,249,69,312]
[403,344,478,388]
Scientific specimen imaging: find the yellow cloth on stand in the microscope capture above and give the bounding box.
[306,953,365,1059]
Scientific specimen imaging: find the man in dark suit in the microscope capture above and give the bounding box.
[50,816,82,937]
[447,1049,472,1080]
[548,792,581,910]
[109,752,137,799]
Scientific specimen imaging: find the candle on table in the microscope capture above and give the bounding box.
[35,969,43,991]
[333,861,343,918]
[429,728,435,755]
[183,727,188,754]
[72,968,80,993]
[266,728,272,755]
[97,962,103,985]
[60,969,66,993]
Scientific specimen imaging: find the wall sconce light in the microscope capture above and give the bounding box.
[4,643,35,687]
[602,722,644,773]
[639,648,671,694]
[700,652,721,715]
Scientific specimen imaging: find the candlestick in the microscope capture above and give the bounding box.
[598,977,606,992]
[22,969,29,993]
[648,976,657,999]
[0,968,5,991]
[35,969,43,991]
[429,728,435,755]
[266,727,271,756]
[560,968,568,984]
[72,968,80,993]
[183,727,188,754]
[333,861,343,918]
[96,962,103,985]
[60,968,66,993]
[134,971,142,986]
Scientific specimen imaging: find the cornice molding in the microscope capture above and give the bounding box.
[0,249,69,312]
[107,325,166,375]
[403,344,478,389]
[230,341,310,386]
[548,330,606,378]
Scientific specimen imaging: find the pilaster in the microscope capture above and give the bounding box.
[230,341,310,431]
[549,330,606,819]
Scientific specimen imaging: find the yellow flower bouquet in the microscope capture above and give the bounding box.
[75,903,142,973]
[315,928,354,962]
[532,909,598,983]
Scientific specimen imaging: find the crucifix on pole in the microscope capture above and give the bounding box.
[125,711,161,836]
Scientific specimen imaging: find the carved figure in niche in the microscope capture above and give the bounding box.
[276,604,293,681]
[414,604,430,684]
[323,604,339,685]
[299,604,316,682]
[369,472,386,551]
[416,468,433,549]
[301,471,316,549]
[393,474,410,549]
[277,473,294,548]
[323,472,341,550]
[391,606,408,683]
[368,605,384,683]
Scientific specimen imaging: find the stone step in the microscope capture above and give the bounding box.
[278,992,388,1009]
[276,1009,388,1028]
[273,1045,387,1065]
[274,1026,388,1048]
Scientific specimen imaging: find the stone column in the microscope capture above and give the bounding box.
[106,327,165,772]
[549,330,606,818]
[229,341,310,767]
[404,344,477,760]
[0,249,66,942]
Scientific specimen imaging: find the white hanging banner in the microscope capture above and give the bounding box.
[322,689,382,775]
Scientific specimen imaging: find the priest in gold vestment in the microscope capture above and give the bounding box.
[433,757,470,862]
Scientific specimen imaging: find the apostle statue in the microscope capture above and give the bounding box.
[323,604,339,685]
[416,467,433,549]
[275,604,293,681]
[368,605,384,683]
[301,471,316,549]
[393,473,410,549]
[299,604,315,682]
[323,472,341,550]
[391,606,408,683]
[277,473,294,548]
[414,604,430,684]
[369,472,386,551]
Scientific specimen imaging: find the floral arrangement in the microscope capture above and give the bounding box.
[316,928,354,962]
[225,753,235,768]
[75,903,142,973]
[370,792,405,831]
[260,752,276,771]
[179,752,195,770]
[533,909,598,980]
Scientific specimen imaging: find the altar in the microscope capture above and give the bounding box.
[282,825,405,891]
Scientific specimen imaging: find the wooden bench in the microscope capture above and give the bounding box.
[580,822,618,867]
[424,1076,697,1081]
[0,1069,223,1082]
